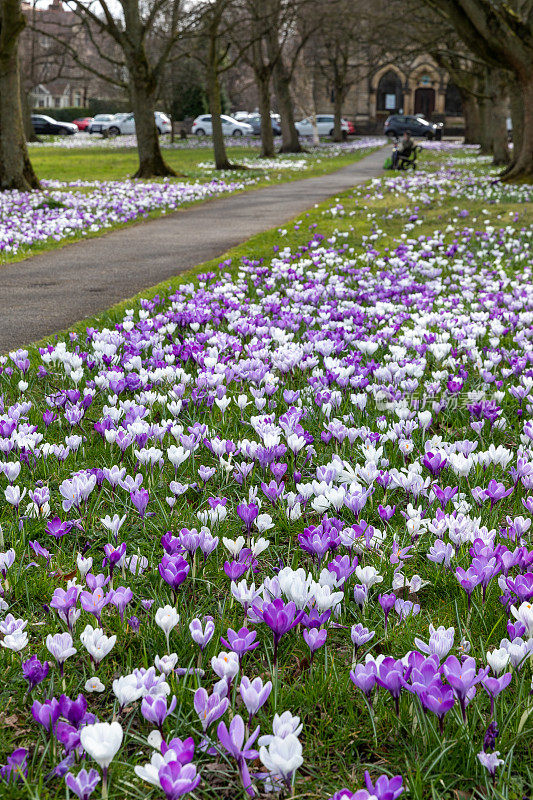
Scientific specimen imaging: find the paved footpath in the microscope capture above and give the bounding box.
[0,146,385,351]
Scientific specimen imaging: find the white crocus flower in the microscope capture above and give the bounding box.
[80,624,116,664]
[80,721,123,770]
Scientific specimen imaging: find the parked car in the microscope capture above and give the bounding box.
[191,114,253,136]
[31,114,78,136]
[87,114,117,134]
[233,111,251,122]
[384,114,443,140]
[246,113,282,136]
[72,117,93,131]
[95,112,171,136]
[295,114,350,137]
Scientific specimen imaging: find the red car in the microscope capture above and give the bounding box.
[73,117,93,131]
[345,119,356,135]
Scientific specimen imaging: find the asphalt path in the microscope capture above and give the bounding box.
[0,145,385,351]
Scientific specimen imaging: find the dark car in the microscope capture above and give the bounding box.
[247,113,282,136]
[384,114,442,140]
[31,114,77,136]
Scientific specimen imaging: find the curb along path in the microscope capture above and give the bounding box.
[0,147,385,351]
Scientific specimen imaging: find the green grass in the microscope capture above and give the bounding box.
[29,143,374,183]
[1,147,532,799]
[0,142,381,267]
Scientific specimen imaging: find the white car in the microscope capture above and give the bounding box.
[295,114,350,137]
[97,111,171,136]
[191,114,253,136]
[88,114,117,134]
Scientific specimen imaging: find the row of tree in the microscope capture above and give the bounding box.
[0,0,532,190]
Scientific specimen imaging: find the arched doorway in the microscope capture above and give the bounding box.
[414,87,435,118]
[376,70,403,114]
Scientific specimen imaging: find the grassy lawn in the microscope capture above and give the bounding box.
[0,141,382,267]
[1,147,533,800]
[29,142,380,183]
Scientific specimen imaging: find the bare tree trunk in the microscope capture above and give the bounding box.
[460,91,480,144]
[0,0,39,190]
[126,49,176,179]
[272,59,301,153]
[507,76,524,171]
[256,70,275,157]
[503,73,533,181]
[333,84,344,142]
[477,72,492,156]
[266,27,301,154]
[206,39,231,170]
[489,71,510,166]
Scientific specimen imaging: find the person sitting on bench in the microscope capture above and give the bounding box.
[392,131,413,168]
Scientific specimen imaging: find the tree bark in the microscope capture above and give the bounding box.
[125,48,176,179]
[420,0,533,181]
[206,34,232,171]
[266,27,301,154]
[272,56,301,153]
[256,69,275,157]
[488,70,510,166]
[333,83,344,142]
[503,74,533,181]
[0,0,39,190]
[507,76,524,171]
[477,92,492,155]
[460,91,480,144]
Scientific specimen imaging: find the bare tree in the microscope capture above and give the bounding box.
[314,0,364,141]
[261,0,322,153]
[418,0,533,180]
[34,0,185,178]
[0,0,39,190]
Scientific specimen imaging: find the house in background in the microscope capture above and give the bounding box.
[30,81,86,110]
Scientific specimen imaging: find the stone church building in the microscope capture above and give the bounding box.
[315,55,463,133]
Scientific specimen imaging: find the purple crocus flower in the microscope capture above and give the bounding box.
[303,627,327,658]
[79,587,110,624]
[159,554,190,599]
[45,516,71,539]
[423,452,447,476]
[239,676,272,720]
[432,484,458,509]
[217,715,260,797]
[194,687,229,732]
[220,627,259,661]
[236,502,259,532]
[420,684,455,733]
[65,768,100,800]
[22,655,49,691]
[364,770,404,800]
[158,761,201,800]
[59,693,88,727]
[160,736,195,764]
[0,748,28,783]
[32,698,60,732]
[375,658,409,714]
[301,608,331,629]
[378,593,396,633]
[350,624,375,656]
[252,598,305,665]
[109,585,133,622]
[484,479,513,509]
[442,655,489,721]
[350,662,377,703]
[131,488,149,518]
[481,672,512,716]
[141,694,177,730]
